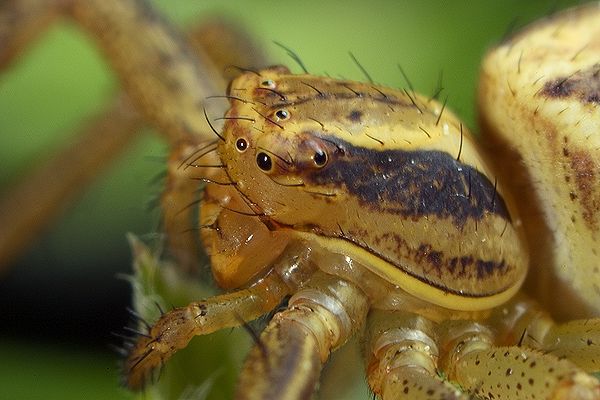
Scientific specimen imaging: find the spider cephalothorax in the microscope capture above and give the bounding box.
[213,66,527,309]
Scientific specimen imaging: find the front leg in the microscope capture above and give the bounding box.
[124,270,291,390]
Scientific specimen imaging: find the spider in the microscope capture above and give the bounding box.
[0,0,596,400]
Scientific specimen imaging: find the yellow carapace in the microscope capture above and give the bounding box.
[209,66,527,311]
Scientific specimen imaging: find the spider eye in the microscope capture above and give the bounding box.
[261,79,276,88]
[275,109,289,120]
[236,138,248,152]
[256,152,273,171]
[313,149,328,167]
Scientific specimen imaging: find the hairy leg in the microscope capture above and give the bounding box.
[124,269,291,390]
[0,0,267,270]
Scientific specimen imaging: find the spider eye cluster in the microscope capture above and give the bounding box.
[234,137,273,171]
[231,114,329,173]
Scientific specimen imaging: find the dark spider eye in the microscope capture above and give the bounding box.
[256,152,273,171]
[261,79,275,88]
[275,109,289,120]
[313,149,328,167]
[236,138,248,152]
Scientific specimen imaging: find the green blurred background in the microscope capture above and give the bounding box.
[0,1,583,399]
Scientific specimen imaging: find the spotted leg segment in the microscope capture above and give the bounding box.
[443,340,600,399]
[124,270,290,390]
[235,272,369,400]
[364,310,467,400]
[540,319,600,373]
[440,321,600,399]
[364,306,600,400]
[486,295,600,374]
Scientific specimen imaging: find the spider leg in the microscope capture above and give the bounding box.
[1,0,226,141]
[124,267,291,391]
[0,94,143,271]
[364,309,467,400]
[160,140,214,273]
[0,0,62,68]
[452,347,599,400]
[0,0,268,270]
[235,272,369,400]
[486,295,600,374]
[438,312,600,399]
[364,305,600,400]
[538,319,600,373]
[66,0,225,141]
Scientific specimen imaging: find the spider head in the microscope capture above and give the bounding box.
[217,66,348,228]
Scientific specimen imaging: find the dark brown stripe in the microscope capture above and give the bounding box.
[337,234,511,297]
[303,135,511,226]
[413,243,508,281]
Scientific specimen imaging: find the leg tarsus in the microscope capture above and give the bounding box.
[125,304,204,388]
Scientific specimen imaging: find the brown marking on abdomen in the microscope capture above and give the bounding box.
[570,150,599,231]
[540,63,600,105]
